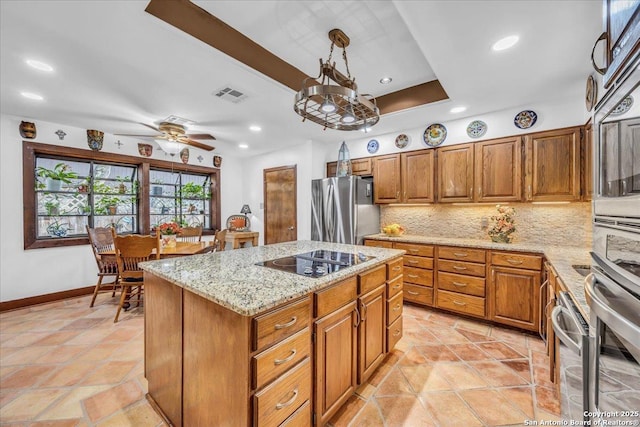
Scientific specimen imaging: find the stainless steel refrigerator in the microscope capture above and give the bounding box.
[311,176,380,245]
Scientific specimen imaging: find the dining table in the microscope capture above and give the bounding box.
[105,241,215,258]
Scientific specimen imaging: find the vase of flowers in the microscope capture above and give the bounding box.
[488,205,516,243]
[157,222,181,248]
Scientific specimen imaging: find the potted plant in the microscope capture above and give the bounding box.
[95,195,121,215]
[36,162,78,191]
[44,199,60,216]
[181,182,204,199]
[116,175,131,194]
[155,221,182,248]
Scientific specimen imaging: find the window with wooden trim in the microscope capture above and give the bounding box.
[149,169,211,229]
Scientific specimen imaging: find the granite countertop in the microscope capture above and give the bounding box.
[365,234,592,319]
[140,240,405,316]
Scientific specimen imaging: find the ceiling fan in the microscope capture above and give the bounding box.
[116,122,216,151]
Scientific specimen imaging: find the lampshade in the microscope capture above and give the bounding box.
[155,139,184,155]
[240,204,252,215]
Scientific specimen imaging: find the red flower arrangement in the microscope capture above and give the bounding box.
[156,222,181,235]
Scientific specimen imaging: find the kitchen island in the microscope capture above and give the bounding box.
[140,240,405,427]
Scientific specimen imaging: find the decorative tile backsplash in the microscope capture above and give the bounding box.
[381,202,592,248]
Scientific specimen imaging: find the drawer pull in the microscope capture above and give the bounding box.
[407,290,420,295]
[409,249,419,253]
[275,388,298,410]
[408,274,420,279]
[452,266,467,271]
[393,304,401,311]
[453,300,467,306]
[274,316,297,330]
[408,260,419,265]
[452,281,467,287]
[453,252,468,257]
[392,283,401,290]
[273,349,297,366]
[393,266,402,271]
[506,258,524,265]
[393,329,401,337]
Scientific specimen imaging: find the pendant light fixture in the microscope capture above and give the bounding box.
[294,29,380,131]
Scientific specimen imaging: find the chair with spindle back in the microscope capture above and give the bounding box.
[213,229,227,252]
[86,226,120,307]
[177,226,202,243]
[111,229,160,322]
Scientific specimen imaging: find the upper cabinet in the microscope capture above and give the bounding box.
[326,158,372,178]
[374,151,435,204]
[524,127,582,202]
[598,0,640,88]
[475,137,523,202]
[373,154,402,203]
[437,143,474,203]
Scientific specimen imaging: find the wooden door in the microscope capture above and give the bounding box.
[373,154,401,203]
[401,150,435,203]
[489,266,540,332]
[524,127,581,201]
[358,284,386,384]
[475,137,522,202]
[264,165,297,244]
[437,143,474,202]
[314,301,358,426]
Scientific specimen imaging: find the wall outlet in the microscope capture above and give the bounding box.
[481,216,489,229]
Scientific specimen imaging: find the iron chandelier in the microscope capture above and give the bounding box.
[294,29,380,131]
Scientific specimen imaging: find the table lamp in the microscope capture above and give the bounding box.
[240,204,252,230]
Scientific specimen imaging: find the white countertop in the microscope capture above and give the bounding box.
[365,234,592,319]
[140,240,404,316]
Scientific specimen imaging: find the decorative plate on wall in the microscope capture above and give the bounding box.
[610,95,634,116]
[514,110,537,129]
[395,134,410,149]
[466,120,487,138]
[423,124,447,146]
[585,74,597,112]
[367,139,379,154]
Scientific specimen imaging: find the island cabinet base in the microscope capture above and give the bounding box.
[144,255,404,427]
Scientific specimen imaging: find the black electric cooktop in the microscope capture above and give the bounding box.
[256,250,374,278]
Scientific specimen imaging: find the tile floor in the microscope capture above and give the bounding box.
[0,294,562,426]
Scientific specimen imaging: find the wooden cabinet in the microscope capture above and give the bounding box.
[364,239,393,248]
[373,154,402,203]
[435,246,487,318]
[488,251,542,332]
[474,137,522,202]
[600,0,640,88]
[326,158,372,178]
[524,127,582,202]
[437,143,475,202]
[357,284,386,383]
[396,242,434,306]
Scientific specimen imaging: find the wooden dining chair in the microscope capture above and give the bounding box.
[111,229,160,323]
[178,226,202,242]
[213,229,227,252]
[86,226,120,307]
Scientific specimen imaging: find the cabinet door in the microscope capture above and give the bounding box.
[373,154,401,203]
[489,266,541,332]
[326,162,337,178]
[524,127,581,201]
[437,143,474,202]
[314,301,358,426]
[475,137,522,202]
[352,158,372,176]
[358,285,386,384]
[401,150,435,203]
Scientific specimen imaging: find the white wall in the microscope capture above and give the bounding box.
[0,113,241,302]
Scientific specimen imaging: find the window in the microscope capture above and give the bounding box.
[23,141,221,249]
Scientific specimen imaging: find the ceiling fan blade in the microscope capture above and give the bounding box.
[141,122,161,132]
[114,133,159,138]
[178,137,215,151]
[186,133,216,140]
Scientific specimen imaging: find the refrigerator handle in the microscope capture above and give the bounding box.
[325,183,335,240]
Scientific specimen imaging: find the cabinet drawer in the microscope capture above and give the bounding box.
[437,271,486,297]
[387,276,403,298]
[438,259,486,277]
[404,266,433,286]
[254,298,310,351]
[253,358,311,427]
[280,400,311,427]
[253,328,310,390]
[439,246,486,263]
[387,258,404,281]
[387,291,403,326]
[359,265,387,294]
[491,252,542,271]
[315,277,357,318]
[364,239,393,248]
[436,290,485,318]
[403,255,434,269]
[404,283,433,306]
[387,316,403,351]
[394,243,434,257]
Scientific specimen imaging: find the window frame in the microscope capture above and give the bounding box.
[23,141,221,250]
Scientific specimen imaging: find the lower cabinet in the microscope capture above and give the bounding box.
[358,284,387,383]
[488,265,541,332]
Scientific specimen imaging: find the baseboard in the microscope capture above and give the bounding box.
[0,286,94,312]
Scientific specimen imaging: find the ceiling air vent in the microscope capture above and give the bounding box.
[214,85,248,104]
[162,115,195,126]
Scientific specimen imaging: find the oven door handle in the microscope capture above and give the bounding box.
[551,306,583,355]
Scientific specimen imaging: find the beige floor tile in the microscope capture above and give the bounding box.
[39,362,95,388]
[460,388,528,425]
[34,345,87,364]
[535,385,561,415]
[531,349,550,367]
[437,363,489,390]
[347,400,385,426]
[355,383,376,400]
[29,418,83,426]
[83,381,144,423]
[74,343,121,362]
[0,389,67,422]
[490,327,528,346]
[527,336,547,352]
[415,344,460,363]
[328,394,367,427]
[374,367,414,397]
[455,327,495,342]
[428,327,471,344]
[533,364,555,389]
[1,345,56,366]
[397,347,428,366]
[447,343,491,361]
[420,391,483,427]
[469,360,529,387]
[477,341,526,359]
[95,401,164,427]
[399,364,452,393]
[497,386,536,418]
[1,365,57,389]
[454,319,492,335]
[503,359,533,382]
[1,332,51,348]
[64,328,114,346]
[32,330,83,346]
[37,385,111,420]
[376,395,437,427]
[80,361,138,386]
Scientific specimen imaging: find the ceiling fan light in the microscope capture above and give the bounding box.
[156,139,183,155]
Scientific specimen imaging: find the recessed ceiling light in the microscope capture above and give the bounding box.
[249,125,261,132]
[21,91,44,101]
[26,59,54,72]
[450,106,466,113]
[238,143,249,149]
[492,35,519,51]
[379,77,392,84]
